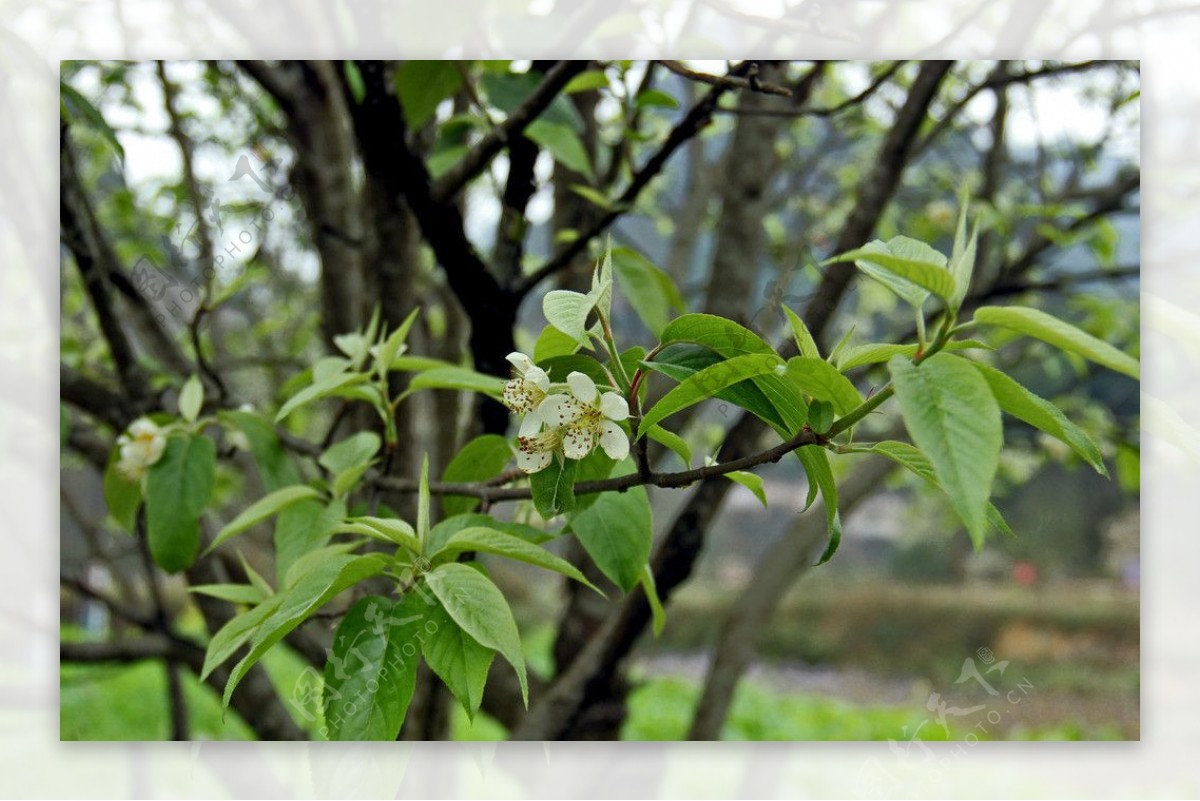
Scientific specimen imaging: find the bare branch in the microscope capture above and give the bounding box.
[515,61,756,297]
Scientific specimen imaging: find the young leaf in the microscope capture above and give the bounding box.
[645,424,692,468]
[207,485,323,553]
[724,470,767,507]
[638,353,785,437]
[526,119,594,180]
[424,563,528,706]
[145,435,216,573]
[339,516,421,555]
[441,435,514,517]
[200,596,284,680]
[529,455,577,519]
[640,565,666,637]
[948,205,979,309]
[610,247,685,336]
[542,289,596,345]
[784,357,863,416]
[283,540,369,589]
[417,454,431,545]
[796,446,841,564]
[402,367,506,399]
[533,325,581,362]
[394,60,462,129]
[426,514,553,555]
[189,583,268,605]
[422,597,495,720]
[563,69,610,94]
[322,594,427,740]
[273,499,346,587]
[972,306,1140,380]
[970,360,1107,475]
[783,306,820,359]
[888,353,1002,547]
[219,410,300,490]
[377,308,421,374]
[637,87,680,109]
[102,449,141,533]
[178,374,204,422]
[223,554,388,705]
[568,478,652,592]
[828,237,954,306]
[319,432,381,475]
[835,339,993,372]
[275,372,367,423]
[430,527,600,592]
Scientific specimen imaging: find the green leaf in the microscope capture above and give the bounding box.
[102,449,141,533]
[274,499,346,587]
[970,361,1107,475]
[145,435,216,573]
[658,314,806,434]
[829,237,954,306]
[808,400,834,435]
[784,357,863,416]
[851,441,1012,540]
[724,470,767,507]
[563,69,610,94]
[948,195,978,309]
[639,353,785,437]
[569,476,652,592]
[223,554,388,705]
[238,551,274,597]
[431,527,600,591]
[537,353,609,387]
[643,344,791,434]
[533,325,580,362]
[424,563,528,706]
[178,374,204,422]
[645,424,692,468]
[339,516,421,555]
[377,309,421,374]
[611,247,685,336]
[972,306,1140,380]
[836,340,993,372]
[796,446,841,564]
[427,514,553,555]
[219,411,299,490]
[322,594,427,740]
[189,583,268,605]
[481,70,582,130]
[636,87,679,109]
[342,61,366,103]
[395,60,462,129]
[591,243,614,322]
[61,80,125,163]
[403,367,506,399]
[319,432,381,475]
[570,184,615,211]
[526,119,594,180]
[542,289,596,345]
[783,306,820,359]
[422,597,495,720]
[529,455,577,519]
[888,353,1002,547]
[283,539,367,589]
[200,596,283,680]
[275,372,367,423]
[640,565,666,637]
[207,485,323,553]
[441,435,513,517]
[417,454,431,544]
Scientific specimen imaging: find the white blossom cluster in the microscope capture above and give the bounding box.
[501,352,630,473]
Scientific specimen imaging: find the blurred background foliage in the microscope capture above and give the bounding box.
[60,59,1139,740]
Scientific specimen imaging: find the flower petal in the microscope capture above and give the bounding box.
[561,425,594,460]
[538,393,585,427]
[599,392,629,421]
[516,449,553,473]
[518,413,542,438]
[599,420,630,461]
[506,352,534,376]
[566,371,598,404]
[527,365,551,392]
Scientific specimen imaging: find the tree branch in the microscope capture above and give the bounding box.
[431,60,589,202]
[714,61,905,118]
[514,61,756,298]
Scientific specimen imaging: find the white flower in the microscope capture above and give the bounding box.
[516,413,561,474]
[116,418,167,481]
[538,371,630,462]
[502,352,551,415]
